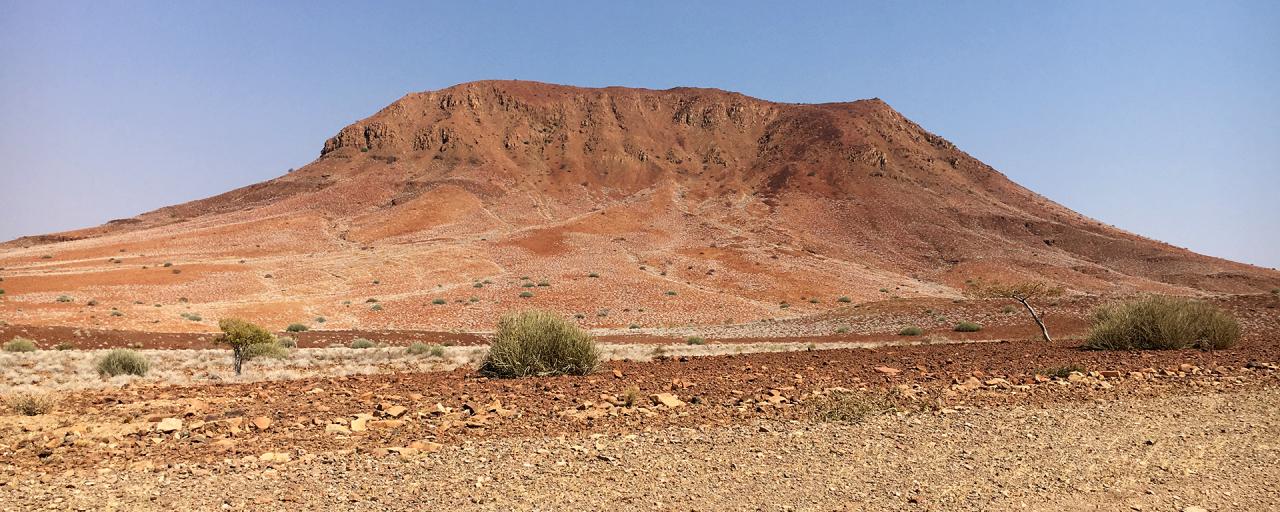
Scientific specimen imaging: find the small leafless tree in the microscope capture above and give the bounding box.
[969,280,1063,342]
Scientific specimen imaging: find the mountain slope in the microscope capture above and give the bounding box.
[2,80,1275,331]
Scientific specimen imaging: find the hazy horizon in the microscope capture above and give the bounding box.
[1,1,1277,268]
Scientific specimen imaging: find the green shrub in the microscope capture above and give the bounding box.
[54,342,74,351]
[837,296,851,303]
[56,295,73,303]
[432,298,447,305]
[276,336,297,348]
[898,326,924,336]
[685,336,707,345]
[479,310,599,378]
[537,280,550,287]
[4,338,37,352]
[953,322,982,332]
[96,349,149,377]
[522,282,535,288]
[371,304,383,311]
[588,272,600,278]
[835,327,849,334]
[217,318,275,374]
[314,316,326,323]
[408,342,445,357]
[473,282,484,288]
[519,291,534,298]
[350,338,375,349]
[242,341,289,361]
[1083,296,1240,351]
[664,290,677,296]
[285,323,309,332]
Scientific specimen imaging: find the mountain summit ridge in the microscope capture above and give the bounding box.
[2,81,1274,331]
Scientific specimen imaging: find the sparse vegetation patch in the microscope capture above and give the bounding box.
[479,310,599,378]
[5,392,57,416]
[96,349,149,377]
[1083,296,1240,351]
[4,337,37,352]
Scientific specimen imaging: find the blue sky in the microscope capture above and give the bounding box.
[1,1,1277,267]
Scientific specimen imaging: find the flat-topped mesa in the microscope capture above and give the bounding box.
[4,80,1276,332]
[312,80,969,205]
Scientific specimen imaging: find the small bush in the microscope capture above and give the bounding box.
[623,385,641,407]
[285,323,309,332]
[350,338,376,349]
[898,326,924,336]
[835,327,849,334]
[4,338,37,352]
[664,290,677,296]
[314,316,326,323]
[408,342,445,357]
[537,280,550,287]
[685,336,707,345]
[519,291,534,298]
[432,298,447,305]
[473,282,484,288]
[242,341,289,361]
[1083,296,1240,351]
[276,336,297,348]
[588,272,600,278]
[5,392,57,416]
[96,349,149,377]
[953,322,982,332]
[479,310,599,378]
[54,342,74,351]
[371,304,383,311]
[56,295,73,303]
[522,282,535,288]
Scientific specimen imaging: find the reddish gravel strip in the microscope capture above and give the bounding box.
[5,338,1278,474]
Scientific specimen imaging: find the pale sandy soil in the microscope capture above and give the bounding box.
[0,338,985,390]
[2,386,1275,511]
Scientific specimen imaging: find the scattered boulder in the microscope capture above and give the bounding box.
[155,418,182,433]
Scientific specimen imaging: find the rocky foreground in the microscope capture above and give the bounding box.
[2,337,1279,510]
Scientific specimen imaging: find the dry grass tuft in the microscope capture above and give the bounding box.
[1084,296,1240,351]
[811,388,935,423]
[4,337,37,352]
[4,391,57,416]
[96,349,150,377]
[479,310,599,378]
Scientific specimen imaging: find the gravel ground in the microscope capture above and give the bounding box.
[3,385,1277,511]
